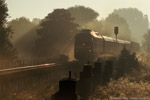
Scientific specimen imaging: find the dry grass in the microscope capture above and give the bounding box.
[90,69,150,100]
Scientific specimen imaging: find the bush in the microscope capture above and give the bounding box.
[90,69,150,100]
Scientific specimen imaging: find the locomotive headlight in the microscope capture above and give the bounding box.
[82,43,86,46]
[89,49,92,52]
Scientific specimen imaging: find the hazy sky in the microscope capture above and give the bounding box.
[6,0,150,21]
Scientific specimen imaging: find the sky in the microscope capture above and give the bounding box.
[6,0,150,21]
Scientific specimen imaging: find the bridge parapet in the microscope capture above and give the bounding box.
[0,61,83,99]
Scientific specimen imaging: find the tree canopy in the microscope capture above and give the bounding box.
[113,8,149,42]
[103,13,131,40]
[142,29,150,53]
[0,0,8,27]
[35,9,78,58]
[8,17,40,58]
[68,6,99,27]
[84,20,104,35]
[32,18,41,25]
[9,17,36,43]
[0,0,17,60]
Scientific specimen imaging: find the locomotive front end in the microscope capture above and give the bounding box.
[74,30,94,61]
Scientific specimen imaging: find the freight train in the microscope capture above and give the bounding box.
[74,29,140,61]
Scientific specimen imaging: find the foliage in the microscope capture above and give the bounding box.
[32,18,41,25]
[35,9,78,58]
[8,17,39,58]
[0,0,17,60]
[68,6,99,28]
[0,0,8,26]
[103,13,131,40]
[5,83,57,100]
[8,17,37,43]
[117,47,140,77]
[90,69,150,100]
[142,29,150,53]
[113,8,149,42]
[84,20,104,35]
[54,54,69,63]
[91,78,150,100]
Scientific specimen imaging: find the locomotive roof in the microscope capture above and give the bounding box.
[90,30,130,44]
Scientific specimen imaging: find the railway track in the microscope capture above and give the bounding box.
[0,63,56,75]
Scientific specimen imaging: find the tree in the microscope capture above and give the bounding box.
[103,13,131,40]
[117,47,139,78]
[32,18,41,25]
[142,29,150,53]
[113,8,149,42]
[9,17,36,43]
[35,9,78,58]
[8,17,39,59]
[68,6,99,28]
[0,0,17,60]
[84,20,104,35]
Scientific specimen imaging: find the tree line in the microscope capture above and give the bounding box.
[1,0,150,61]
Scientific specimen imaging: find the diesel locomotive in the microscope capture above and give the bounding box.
[74,29,140,61]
